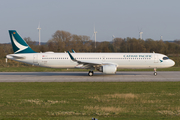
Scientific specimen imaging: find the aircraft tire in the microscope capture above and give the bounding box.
[154,72,157,76]
[88,71,93,76]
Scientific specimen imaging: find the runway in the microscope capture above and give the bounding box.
[0,71,179,82]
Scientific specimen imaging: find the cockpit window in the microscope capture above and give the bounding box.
[163,57,169,60]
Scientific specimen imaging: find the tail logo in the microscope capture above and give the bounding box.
[12,34,28,53]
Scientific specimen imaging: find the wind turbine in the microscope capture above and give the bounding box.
[93,26,97,49]
[37,23,41,46]
[112,35,115,48]
[112,35,115,40]
[160,35,163,40]
[138,28,143,39]
[139,31,143,39]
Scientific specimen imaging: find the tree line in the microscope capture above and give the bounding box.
[1,30,180,59]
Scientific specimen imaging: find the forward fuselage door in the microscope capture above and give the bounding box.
[154,54,159,63]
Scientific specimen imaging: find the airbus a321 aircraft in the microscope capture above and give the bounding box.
[6,30,175,76]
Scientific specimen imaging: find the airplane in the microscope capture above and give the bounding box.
[6,30,175,76]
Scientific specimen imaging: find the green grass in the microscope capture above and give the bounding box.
[0,82,180,120]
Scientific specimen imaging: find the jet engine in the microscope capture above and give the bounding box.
[99,65,117,74]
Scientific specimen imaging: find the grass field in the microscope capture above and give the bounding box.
[0,82,180,120]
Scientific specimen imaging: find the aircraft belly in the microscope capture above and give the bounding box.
[39,60,77,68]
[117,60,158,68]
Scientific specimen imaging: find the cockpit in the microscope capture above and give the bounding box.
[163,57,169,60]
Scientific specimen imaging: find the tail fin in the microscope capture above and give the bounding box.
[9,30,36,54]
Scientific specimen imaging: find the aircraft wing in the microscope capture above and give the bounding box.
[67,51,115,69]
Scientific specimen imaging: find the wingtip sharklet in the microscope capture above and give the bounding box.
[72,49,75,53]
[67,51,76,61]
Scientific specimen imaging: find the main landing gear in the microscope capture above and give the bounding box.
[154,68,157,76]
[88,71,94,76]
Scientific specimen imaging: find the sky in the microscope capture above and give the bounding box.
[1,0,180,43]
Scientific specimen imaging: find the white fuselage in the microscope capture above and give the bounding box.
[6,52,175,69]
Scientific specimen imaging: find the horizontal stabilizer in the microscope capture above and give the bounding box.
[6,55,26,59]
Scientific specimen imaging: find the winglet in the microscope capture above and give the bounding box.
[72,49,75,53]
[67,51,76,61]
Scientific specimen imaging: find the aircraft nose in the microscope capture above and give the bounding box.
[170,59,175,67]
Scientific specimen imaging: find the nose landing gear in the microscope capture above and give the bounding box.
[88,71,94,76]
[154,68,157,76]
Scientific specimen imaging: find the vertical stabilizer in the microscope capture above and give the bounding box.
[9,30,36,54]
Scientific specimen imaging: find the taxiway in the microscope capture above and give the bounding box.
[0,71,179,82]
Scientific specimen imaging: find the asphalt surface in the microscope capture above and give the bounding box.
[0,71,179,82]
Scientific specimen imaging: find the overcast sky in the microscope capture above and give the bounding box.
[1,0,180,43]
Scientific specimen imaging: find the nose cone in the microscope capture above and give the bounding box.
[169,59,175,67]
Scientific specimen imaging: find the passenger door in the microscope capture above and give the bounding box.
[154,54,158,63]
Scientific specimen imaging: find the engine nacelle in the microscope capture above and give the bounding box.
[99,65,117,74]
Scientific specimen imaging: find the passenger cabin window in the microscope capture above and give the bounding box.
[163,57,169,60]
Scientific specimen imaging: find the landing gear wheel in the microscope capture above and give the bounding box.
[154,72,157,76]
[88,71,94,76]
[153,68,157,76]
